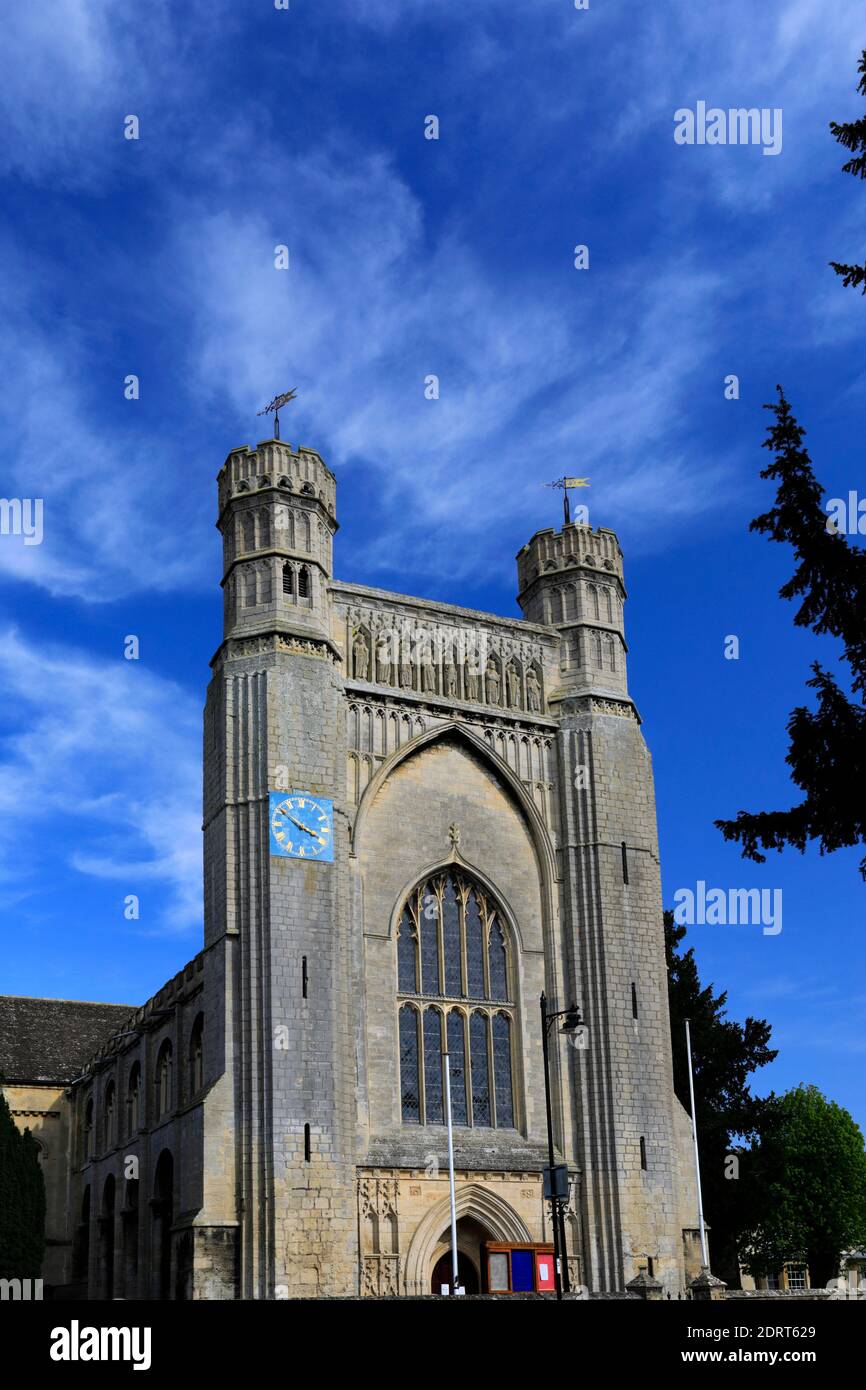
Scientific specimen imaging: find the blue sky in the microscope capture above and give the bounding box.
[0,1,863,1131]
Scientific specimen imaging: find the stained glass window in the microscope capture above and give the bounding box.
[399,1006,420,1124]
[396,870,516,1129]
[442,879,462,997]
[423,1009,444,1124]
[492,1013,514,1127]
[465,890,485,998]
[447,1011,468,1125]
[488,918,509,1001]
[397,908,417,993]
[470,1011,491,1127]
[420,891,441,996]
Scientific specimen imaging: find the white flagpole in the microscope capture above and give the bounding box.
[685,1019,709,1267]
[442,1047,459,1294]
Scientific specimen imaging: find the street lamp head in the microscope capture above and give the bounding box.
[560,1003,584,1034]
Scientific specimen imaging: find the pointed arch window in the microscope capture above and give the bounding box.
[298,565,310,598]
[396,870,516,1129]
[282,563,294,596]
[155,1040,172,1119]
[127,1062,141,1134]
[103,1081,116,1149]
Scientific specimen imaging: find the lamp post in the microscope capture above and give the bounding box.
[540,991,584,1300]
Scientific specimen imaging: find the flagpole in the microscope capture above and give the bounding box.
[442,1046,460,1294]
[685,1019,709,1267]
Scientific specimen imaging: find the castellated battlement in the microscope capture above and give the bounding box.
[516,521,624,596]
[217,439,337,522]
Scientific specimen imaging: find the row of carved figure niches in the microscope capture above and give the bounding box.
[349,625,545,714]
[346,699,558,825]
[223,558,315,627]
[218,442,337,519]
[224,501,332,573]
[359,1178,400,1297]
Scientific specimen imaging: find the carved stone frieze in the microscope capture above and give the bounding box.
[342,603,547,714]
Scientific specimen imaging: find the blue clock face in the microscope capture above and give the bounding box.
[269,791,334,861]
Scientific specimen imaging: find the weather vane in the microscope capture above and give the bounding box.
[544,475,590,525]
[257,388,298,440]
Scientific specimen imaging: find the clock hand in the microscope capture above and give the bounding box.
[285,812,326,844]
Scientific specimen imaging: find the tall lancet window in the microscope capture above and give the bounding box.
[396,870,517,1129]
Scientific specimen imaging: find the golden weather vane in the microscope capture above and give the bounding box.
[257,387,298,441]
[544,475,590,526]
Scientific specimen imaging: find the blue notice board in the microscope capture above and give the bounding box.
[510,1248,534,1292]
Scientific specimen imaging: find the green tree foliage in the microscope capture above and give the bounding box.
[741,1084,866,1289]
[715,388,866,877]
[665,912,776,1284]
[829,49,866,292]
[0,1083,46,1280]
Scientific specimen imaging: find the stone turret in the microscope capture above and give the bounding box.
[516,521,629,704]
[217,439,338,649]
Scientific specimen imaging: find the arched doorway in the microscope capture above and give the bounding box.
[404,1183,533,1296]
[99,1175,116,1299]
[429,1215,491,1294]
[431,1249,480,1294]
[152,1150,174,1301]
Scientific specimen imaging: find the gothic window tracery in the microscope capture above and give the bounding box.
[396,871,516,1129]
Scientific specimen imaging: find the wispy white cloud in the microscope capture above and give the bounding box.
[0,0,862,603]
[0,628,201,932]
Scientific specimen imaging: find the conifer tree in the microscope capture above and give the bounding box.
[715,388,866,877]
[0,1083,45,1280]
[829,49,866,292]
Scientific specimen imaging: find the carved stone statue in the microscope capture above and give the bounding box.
[506,662,521,707]
[526,666,541,712]
[486,659,501,705]
[444,654,458,698]
[400,645,413,688]
[376,635,392,684]
[465,660,479,701]
[352,631,369,681]
[421,641,436,693]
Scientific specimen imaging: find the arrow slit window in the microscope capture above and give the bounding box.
[396,871,516,1129]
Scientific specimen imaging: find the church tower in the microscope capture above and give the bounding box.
[202,437,357,1297]
[517,521,686,1290]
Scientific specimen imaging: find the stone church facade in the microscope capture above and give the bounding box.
[0,437,700,1299]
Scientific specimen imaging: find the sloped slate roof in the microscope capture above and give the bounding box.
[0,996,136,1085]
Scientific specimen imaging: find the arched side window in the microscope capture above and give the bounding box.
[127,1061,141,1135]
[103,1081,116,1149]
[282,562,294,596]
[297,565,310,599]
[83,1097,94,1163]
[155,1040,173,1120]
[189,1013,204,1095]
[396,870,516,1130]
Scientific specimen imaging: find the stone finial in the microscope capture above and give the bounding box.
[448,823,461,850]
[626,1269,665,1301]
[689,1265,728,1301]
